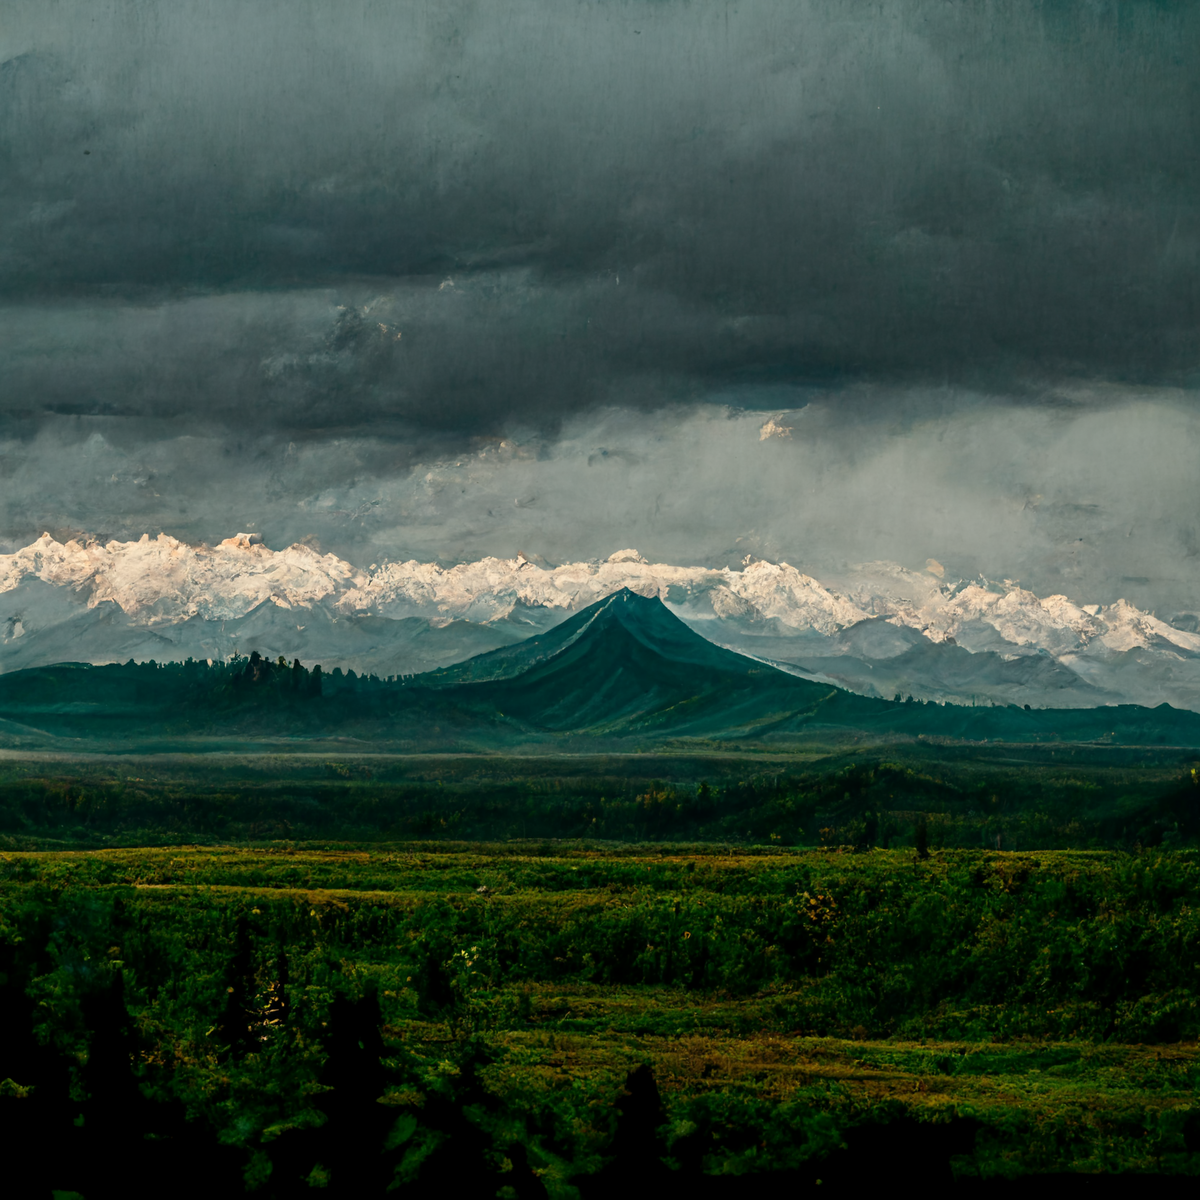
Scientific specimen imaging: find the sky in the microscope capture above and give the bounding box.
[1,1,1198,615]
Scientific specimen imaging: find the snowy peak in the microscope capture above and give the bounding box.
[2,531,1198,709]
[0,532,1186,653]
[727,561,868,634]
[0,531,367,624]
[853,570,1200,658]
[343,551,868,632]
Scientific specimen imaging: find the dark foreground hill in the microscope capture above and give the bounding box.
[3,588,1200,749]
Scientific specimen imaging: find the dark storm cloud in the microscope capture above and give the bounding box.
[0,279,742,439]
[2,0,1198,444]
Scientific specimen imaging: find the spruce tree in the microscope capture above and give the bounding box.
[915,817,930,860]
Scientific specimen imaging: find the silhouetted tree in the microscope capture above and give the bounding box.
[861,810,879,849]
[808,1113,979,1189]
[267,988,400,1198]
[314,990,396,1195]
[577,1065,670,1198]
[76,972,244,1197]
[414,945,455,1017]
[395,1038,511,1199]
[504,1142,550,1200]
[0,941,81,1198]
[216,914,258,1059]
[79,972,146,1129]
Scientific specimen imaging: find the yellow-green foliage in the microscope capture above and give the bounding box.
[2,844,1199,1186]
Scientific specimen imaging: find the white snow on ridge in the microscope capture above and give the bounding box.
[0,532,366,624]
[838,560,1200,658]
[1,531,1196,663]
[343,552,866,631]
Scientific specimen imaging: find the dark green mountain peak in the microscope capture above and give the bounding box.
[419,587,794,688]
[411,587,833,734]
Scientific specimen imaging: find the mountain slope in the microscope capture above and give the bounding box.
[423,587,802,683]
[411,588,844,734]
[4,590,1200,750]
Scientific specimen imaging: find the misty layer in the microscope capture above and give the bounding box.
[3,399,1198,619]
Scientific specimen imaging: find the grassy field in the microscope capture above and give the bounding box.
[2,841,1199,1194]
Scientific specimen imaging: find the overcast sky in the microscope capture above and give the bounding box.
[2,1,1198,613]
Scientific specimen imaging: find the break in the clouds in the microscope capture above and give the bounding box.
[1,2,1198,614]
[5,394,1200,620]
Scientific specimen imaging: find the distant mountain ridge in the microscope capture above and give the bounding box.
[3,531,1199,710]
[3,589,1200,752]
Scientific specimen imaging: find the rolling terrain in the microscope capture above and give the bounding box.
[3,589,1200,752]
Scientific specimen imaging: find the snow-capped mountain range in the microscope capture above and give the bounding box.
[3,532,1199,711]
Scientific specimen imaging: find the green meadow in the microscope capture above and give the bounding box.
[3,838,1199,1193]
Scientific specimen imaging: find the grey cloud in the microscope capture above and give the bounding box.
[0,278,742,439]
[0,0,1197,447]
[6,395,1200,618]
[3,0,1200,617]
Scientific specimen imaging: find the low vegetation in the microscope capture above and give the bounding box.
[2,842,1199,1194]
[0,747,1196,851]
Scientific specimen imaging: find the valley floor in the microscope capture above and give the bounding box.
[2,842,1199,1193]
